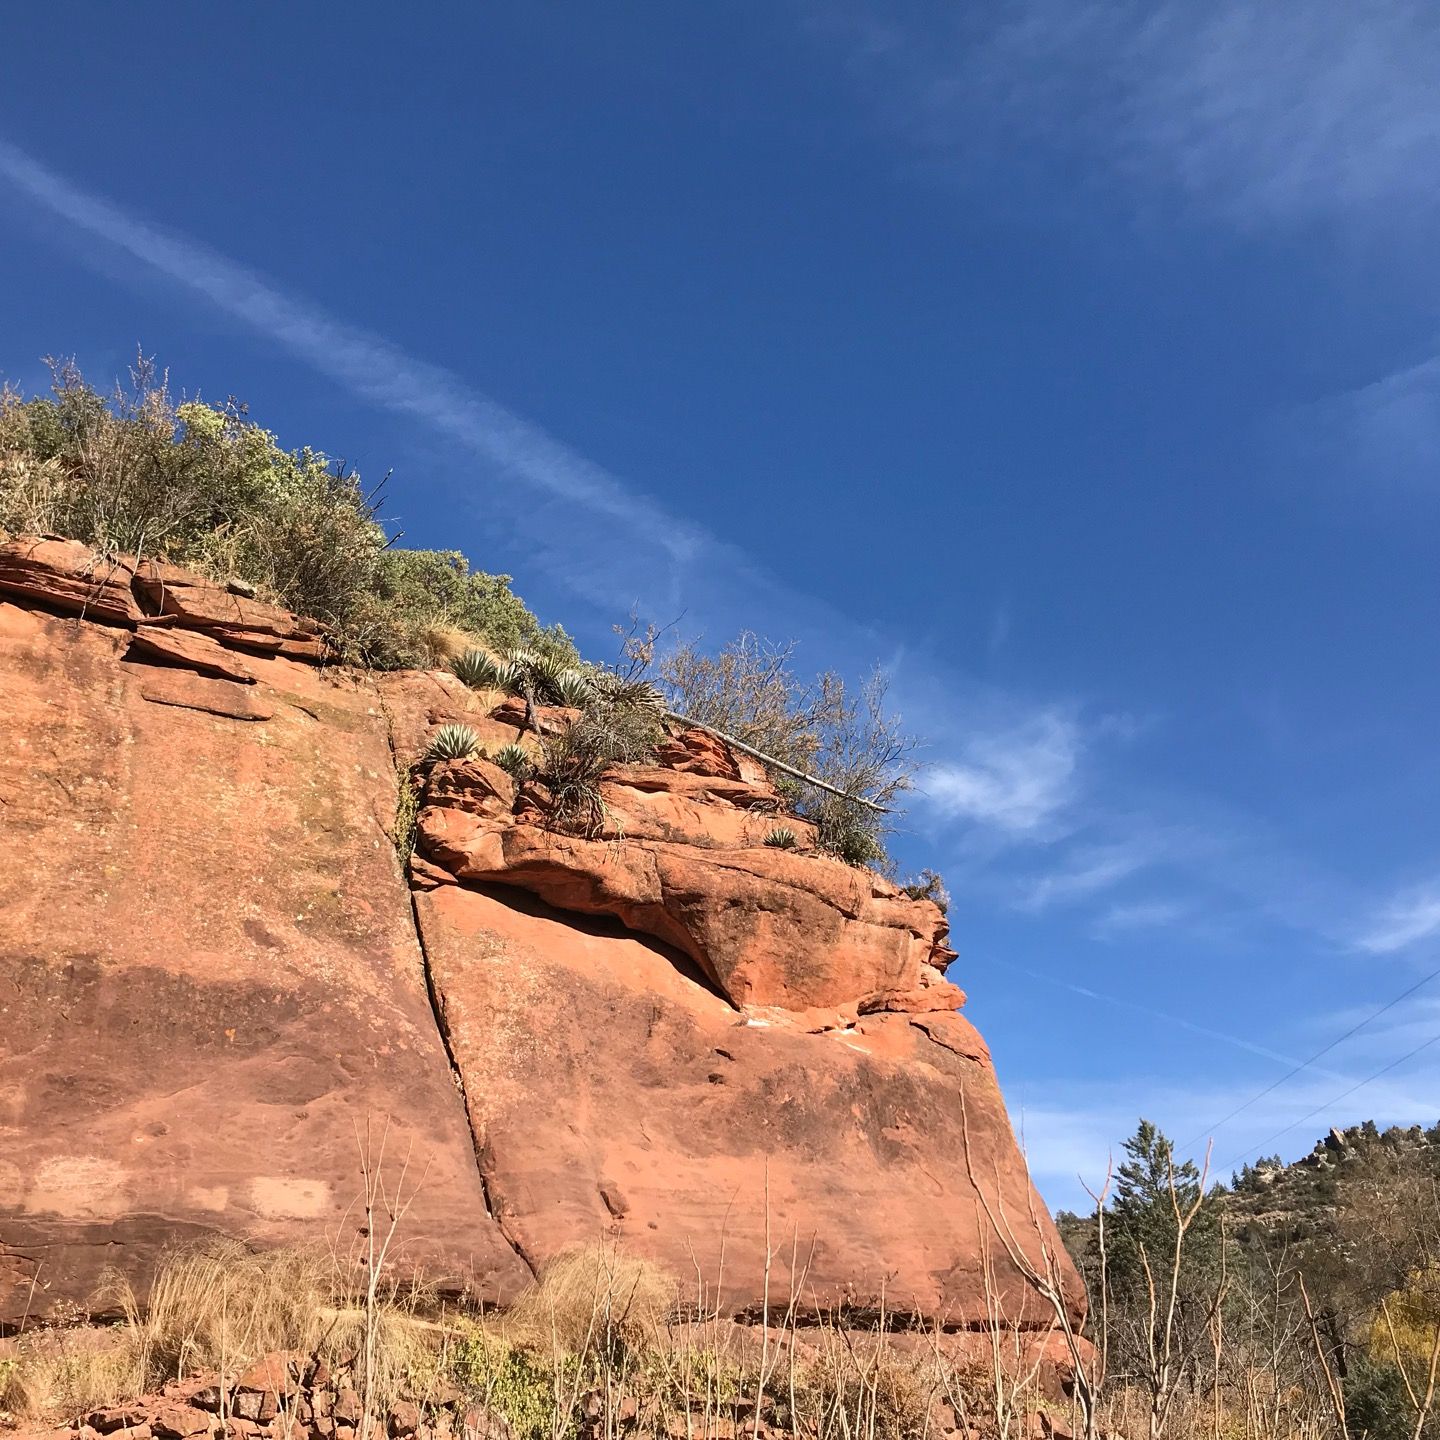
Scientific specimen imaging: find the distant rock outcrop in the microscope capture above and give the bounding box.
[0,535,1083,1348]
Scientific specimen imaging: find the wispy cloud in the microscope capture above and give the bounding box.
[0,137,1111,855]
[1018,838,1155,911]
[0,138,711,611]
[918,711,1079,835]
[1281,355,1440,497]
[821,2,1440,508]
[1093,899,1185,935]
[822,0,1440,233]
[1357,879,1440,954]
[983,954,1329,1072]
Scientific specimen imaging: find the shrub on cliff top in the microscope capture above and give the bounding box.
[659,632,919,872]
[0,357,576,670]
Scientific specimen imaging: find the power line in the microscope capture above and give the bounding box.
[1181,960,1440,1153]
[1222,1027,1440,1172]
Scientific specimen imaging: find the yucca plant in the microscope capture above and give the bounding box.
[450,649,503,690]
[425,723,481,762]
[491,742,533,780]
[763,826,799,850]
[538,718,612,835]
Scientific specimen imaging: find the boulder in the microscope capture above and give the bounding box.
[127,624,258,683]
[424,757,517,819]
[858,981,967,1015]
[488,695,581,734]
[132,560,329,661]
[654,726,768,784]
[594,768,816,851]
[139,670,277,722]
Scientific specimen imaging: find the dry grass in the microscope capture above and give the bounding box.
[789,1335,940,1440]
[0,1242,440,1425]
[0,1184,1391,1440]
[107,1242,337,1384]
[505,1243,678,1357]
[415,623,480,668]
[0,1325,146,1427]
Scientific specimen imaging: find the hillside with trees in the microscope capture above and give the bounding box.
[1056,1119,1440,1440]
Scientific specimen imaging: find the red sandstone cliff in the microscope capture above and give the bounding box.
[0,536,1083,1342]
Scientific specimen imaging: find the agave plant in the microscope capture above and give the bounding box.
[491,742,533,779]
[550,667,596,709]
[592,673,668,714]
[527,652,573,702]
[490,659,525,695]
[425,723,481,762]
[451,649,502,690]
[763,826,799,850]
[502,649,595,707]
[502,649,539,693]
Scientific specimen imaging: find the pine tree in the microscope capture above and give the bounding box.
[1108,1120,1218,1291]
[1103,1120,1226,1394]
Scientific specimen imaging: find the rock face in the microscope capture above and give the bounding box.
[0,540,528,1320]
[0,536,1082,1342]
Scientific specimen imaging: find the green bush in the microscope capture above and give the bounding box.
[367,550,576,671]
[1344,1353,1416,1440]
[763,826,798,849]
[808,794,887,868]
[0,358,576,671]
[393,773,422,868]
[446,1332,558,1440]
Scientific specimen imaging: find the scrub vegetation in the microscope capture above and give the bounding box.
[0,357,576,670]
[0,356,923,872]
[10,1121,1440,1440]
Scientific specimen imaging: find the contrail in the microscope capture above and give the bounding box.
[0,138,702,566]
[982,955,1346,1077]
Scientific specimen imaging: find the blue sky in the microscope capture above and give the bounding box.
[4,3,1440,1210]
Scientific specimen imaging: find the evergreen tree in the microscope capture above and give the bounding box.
[1108,1119,1220,1295]
[1103,1120,1227,1392]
